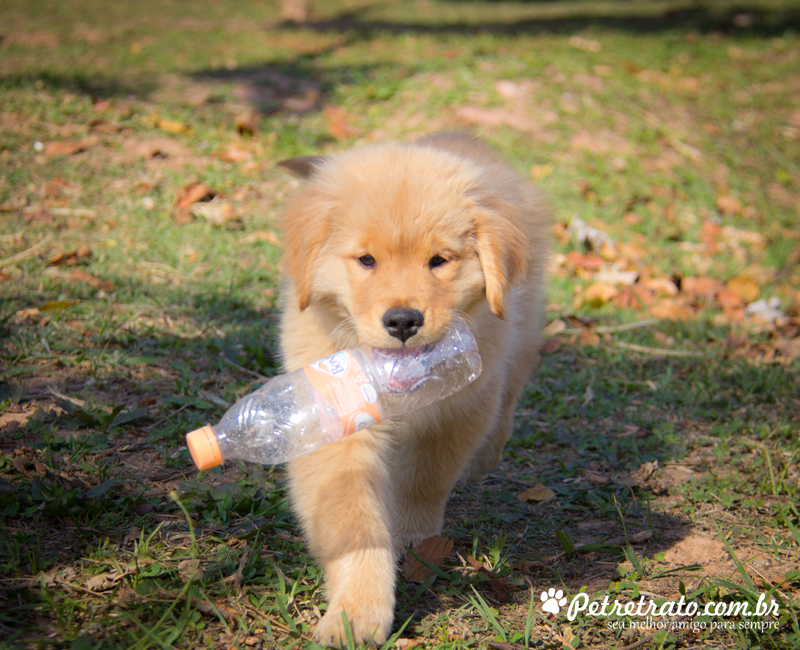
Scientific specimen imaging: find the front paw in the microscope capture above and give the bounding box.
[314,603,393,648]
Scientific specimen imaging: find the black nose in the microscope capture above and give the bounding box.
[382,307,424,343]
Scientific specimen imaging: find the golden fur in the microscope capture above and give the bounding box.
[278,133,549,646]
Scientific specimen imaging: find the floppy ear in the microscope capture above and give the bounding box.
[278,155,329,179]
[281,185,336,310]
[471,196,529,319]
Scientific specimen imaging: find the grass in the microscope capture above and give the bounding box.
[1,0,799,648]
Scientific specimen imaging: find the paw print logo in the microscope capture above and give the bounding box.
[540,588,568,614]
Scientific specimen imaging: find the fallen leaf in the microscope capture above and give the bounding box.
[567,215,616,252]
[717,289,745,309]
[404,535,453,583]
[5,31,60,48]
[217,144,252,163]
[581,282,619,307]
[178,559,204,582]
[701,220,722,253]
[604,530,654,546]
[465,555,511,602]
[650,299,694,321]
[70,269,114,291]
[23,207,54,226]
[16,308,42,322]
[189,199,237,226]
[565,250,605,270]
[86,572,119,592]
[642,277,679,297]
[236,110,261,135]
[456,105,557,138]
[47,246,92,266]
[681,276,724,299]
[40,300,80,312]
[517,483,556,503]
[543,319,567,337]
[43,140,85,158]
[595,268,638,286]
[531,163,553,180]
[612,287,641,310]
[239,230,282,247]
[579,326,601,346]
[323,106,361,140]
[174,182,215,211]
[158,118,191,134]
[540,337,562,355]
[569,35,602,52]
[716,194,743,215]
[746,297,786,325]
[628,460,659,484]
[726,275,760,303]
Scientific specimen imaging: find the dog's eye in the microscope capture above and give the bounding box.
[358,254,376,268]
[428,255,447,269]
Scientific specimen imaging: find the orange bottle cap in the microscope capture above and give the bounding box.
[186,425,222,470]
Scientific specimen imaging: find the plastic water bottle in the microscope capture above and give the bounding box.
[186,317,482,469]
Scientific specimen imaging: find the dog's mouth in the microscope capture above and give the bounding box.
[369,344,430,393]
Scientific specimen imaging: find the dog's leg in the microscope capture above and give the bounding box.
[390,395,503,551]
[464,299,543,483]
[461,366,531,483]
[288,430,396,646]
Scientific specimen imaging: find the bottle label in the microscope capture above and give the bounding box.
[303,350,382,436]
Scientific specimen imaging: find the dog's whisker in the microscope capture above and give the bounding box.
[330,317,360,349]
[448,308,477,332]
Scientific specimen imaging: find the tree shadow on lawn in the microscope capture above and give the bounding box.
[3,275,798,644]
[282,1,800,38]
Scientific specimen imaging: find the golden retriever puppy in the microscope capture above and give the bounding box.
[278,133,549,646]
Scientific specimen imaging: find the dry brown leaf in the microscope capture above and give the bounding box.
[239,230,282,247]
[701,220,722,253]
[717,194,743,215]
[612,287,641,310]
[517,483,556,503]
[174,182,215,210]
[70,268,113,291]
[628,460,659,484]
[217,144,253,163]
[234,109,261,135]
[642,277,679,297]
[726,275,760,303]
[581,282,618,308]
[324,106,361,140]
[650,298,694,321]
[578,326,601,346]
[605,529,653,546]
[189,199,236,226]
[43,140,86,158]
[178,559,204,582]
[681,276,724,298]
[158,118,191,134]
[5,31,60,47]
[47,246,92,267]
[23,207,54,226]
[717,289,745,309]
[565,250,605,270]
[540,337,562,355]
[543,319,567,337]
[465,555,511,602]
[569,35,602,52]
[530,163,553,180]
[456,105,556,139]
[86,572,119,592]
[403,535,453,583]
[595,268,638,286]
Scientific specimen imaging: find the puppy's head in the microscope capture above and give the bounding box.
[280,142,528,348]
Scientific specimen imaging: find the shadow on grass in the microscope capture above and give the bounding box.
[280,2,800,38]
